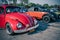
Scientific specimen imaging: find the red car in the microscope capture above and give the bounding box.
[0,5,39,35]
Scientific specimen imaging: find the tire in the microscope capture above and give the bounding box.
[6,23,14,35]
[42,15,51,23]
[58,15,60,19]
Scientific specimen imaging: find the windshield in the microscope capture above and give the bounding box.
[20,6,28,12]
[6,6,20,13]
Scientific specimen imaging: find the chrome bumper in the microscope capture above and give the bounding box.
[14,24,39,33]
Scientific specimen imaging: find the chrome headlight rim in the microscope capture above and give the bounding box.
[17,22,22,28]
[34,19,38,25]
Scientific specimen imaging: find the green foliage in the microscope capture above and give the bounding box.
[13,0,17,6]
[17,3,25,6]
[6,0,59,9]
[25,5,30,8]
[28,3,36,7]
[43,4,49,8]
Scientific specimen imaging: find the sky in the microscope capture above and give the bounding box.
[29,0,60,5]
[0,0,60,5]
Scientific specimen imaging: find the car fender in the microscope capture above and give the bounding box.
[5,18,19,31]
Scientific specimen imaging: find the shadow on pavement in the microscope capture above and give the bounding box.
[48,19,60,23]
[0,28,4,30]
[27,19,60,35]
[27,21,49,35]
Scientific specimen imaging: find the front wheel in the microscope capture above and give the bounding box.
[42,15,51,23]
[6,23,14,35]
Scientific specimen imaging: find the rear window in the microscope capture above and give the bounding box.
[6,6,20,13]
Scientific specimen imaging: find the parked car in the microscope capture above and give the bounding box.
[42,8,59,20]
[50,8,60,19]
[44,8,59,20]
[32,6,48,12]
[0,4,39,35]
[55,11,60,19]
[19,6,56,23]
[26,11,56,23]
[29,6,59,21]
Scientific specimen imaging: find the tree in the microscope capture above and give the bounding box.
[36,4,42,7]
[13,0,17,6]
[23,0,28,4]
[28,3,36,7]
[43,4,49,8]
[2,0,8,4]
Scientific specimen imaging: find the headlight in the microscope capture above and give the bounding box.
[34,19,38,25]
[17,23,22,28]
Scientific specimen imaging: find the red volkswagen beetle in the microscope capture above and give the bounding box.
[0,5,39,35]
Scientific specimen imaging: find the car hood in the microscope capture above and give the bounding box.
[6,12,34,27]
[26,11,48,14]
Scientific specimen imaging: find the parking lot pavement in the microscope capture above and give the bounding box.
[0,20,60,40]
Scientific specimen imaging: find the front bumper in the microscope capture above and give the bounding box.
[14,24,39,33]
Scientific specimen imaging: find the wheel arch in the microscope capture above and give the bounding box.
[34,7,38,11]
[5,20,18,31]
[42,14,51,19]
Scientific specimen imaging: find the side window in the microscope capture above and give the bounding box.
[0,7,4,14]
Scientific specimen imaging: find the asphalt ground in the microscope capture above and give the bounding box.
[0,19,60,40]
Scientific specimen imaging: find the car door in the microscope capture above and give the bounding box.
[0,7,5,28]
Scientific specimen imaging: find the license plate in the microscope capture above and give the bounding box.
[29,29,35,32]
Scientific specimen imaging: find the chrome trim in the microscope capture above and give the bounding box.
[14,24,39,33]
